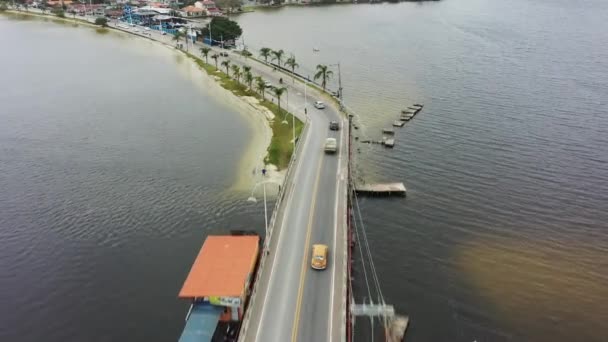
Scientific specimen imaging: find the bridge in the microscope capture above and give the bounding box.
[220,50,402,342]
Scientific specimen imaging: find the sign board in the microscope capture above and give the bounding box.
[209,296,241,307]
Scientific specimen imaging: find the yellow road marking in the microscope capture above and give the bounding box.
[290,153,325,342]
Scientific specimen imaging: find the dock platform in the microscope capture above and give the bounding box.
[393,120,405,127]
[382,138,395,147]
[355,182,406,196]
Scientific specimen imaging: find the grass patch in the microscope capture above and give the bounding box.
[185,52,304,170]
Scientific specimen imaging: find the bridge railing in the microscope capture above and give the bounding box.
[238,117,310,341]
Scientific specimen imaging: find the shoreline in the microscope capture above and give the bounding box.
[2,9,285,193]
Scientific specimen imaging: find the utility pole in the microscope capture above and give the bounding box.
[208,21,212,46]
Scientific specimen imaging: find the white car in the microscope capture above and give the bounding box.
[314,101,326,109]
[265,81,273,88]
[161,31,167,35]
[144,27,150,31]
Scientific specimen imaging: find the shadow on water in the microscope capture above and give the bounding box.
[457,235,608,341]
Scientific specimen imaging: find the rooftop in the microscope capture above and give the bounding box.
[178,235,259,299]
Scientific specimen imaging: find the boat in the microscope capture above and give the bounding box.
[313,47,320,52]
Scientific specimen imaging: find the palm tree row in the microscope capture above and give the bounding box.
[200,48,289,116]
[257,47,334,92]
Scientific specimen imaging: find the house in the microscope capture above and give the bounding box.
[180,5,206,17]
[45,0,73,8]
[68,4,106,16]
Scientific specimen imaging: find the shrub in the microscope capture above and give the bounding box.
[52,8,65,17]
[94,17,108,27]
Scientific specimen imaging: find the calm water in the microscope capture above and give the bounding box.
[235,0,608,341]
[0,16,267,341]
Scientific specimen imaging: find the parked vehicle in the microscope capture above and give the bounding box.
[314,101,326,109]
[264,81,273,88]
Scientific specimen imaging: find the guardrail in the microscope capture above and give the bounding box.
[237,117,310,341]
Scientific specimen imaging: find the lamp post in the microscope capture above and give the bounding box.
[329,62,343,110]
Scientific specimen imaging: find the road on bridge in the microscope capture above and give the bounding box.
[100,22,350,341]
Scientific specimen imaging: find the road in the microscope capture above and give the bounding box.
[107,21,351,342]
[17,11,350,340]
[226,50,349,342]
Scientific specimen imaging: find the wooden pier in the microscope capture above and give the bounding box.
[392,120,405,127]
[355,182,406,196]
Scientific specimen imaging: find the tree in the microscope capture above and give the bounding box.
[94,17,108,27]
[216,0,241,12]
[244,71,253,90]
[0,2,7,12]
[259,47,272,63]
[172,31,183,48]
[242,49,252,60]
[231,64,241,83]
[255,76,266,100]
[53,8,65,17]
[242,65,251,74]
[272,49,284,67]
[200,47,211,64]
[314,64,333,91]
[200,17,242,43]
[221,60,231,75]
[285,55,299,82]
[211,53,219,69]
[273,87,287,116]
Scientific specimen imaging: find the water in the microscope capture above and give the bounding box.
[234,0,608,340]
[0,16,267,341]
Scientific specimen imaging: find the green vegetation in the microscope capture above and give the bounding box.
[221,59,230,75]
[94,17,107,27]
[200,16,242,42]
[285,55,299,82]
[0,2,8,12]
[211,53,219,69]
[199,46,211,64]
[314,64,333,91]
[272,49,284,67]
[259,47,272,63]
[52,8,65,17]
[185,52,303,169]
[231,64,241,83]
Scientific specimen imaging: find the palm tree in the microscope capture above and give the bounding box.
[172,31,183,48]
[273,86,287,116]
[255,76,266,100]
[259,47,272,64]
[285,55,299,82]
[272,49,285,67]
[199,47,211,64]
[221,60,231,76]
[231,64,241,83]
[243,65,251,75]
[211,54,219,69]
[242,49,252,60]
[314,64,334,92]
[244,71,254,90]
